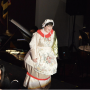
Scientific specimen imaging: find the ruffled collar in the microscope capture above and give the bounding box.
[37,29,53,38]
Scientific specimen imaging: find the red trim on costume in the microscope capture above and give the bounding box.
[37,29,53,38]
[27,72,50,80]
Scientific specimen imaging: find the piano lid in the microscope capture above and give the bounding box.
[9,19,32,43]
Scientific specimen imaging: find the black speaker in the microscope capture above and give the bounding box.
[66,0,87,15]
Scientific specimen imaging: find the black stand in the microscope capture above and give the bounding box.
[69,15,77,52]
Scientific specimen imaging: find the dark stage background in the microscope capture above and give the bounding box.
[0,0,36,37]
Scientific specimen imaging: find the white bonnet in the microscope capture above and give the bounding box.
[42,19,54,27]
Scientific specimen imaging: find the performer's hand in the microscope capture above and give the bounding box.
[33,58,37,62]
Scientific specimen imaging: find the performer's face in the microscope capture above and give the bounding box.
[44,25,53,33]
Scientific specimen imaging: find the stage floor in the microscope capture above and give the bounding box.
[0,59,76,89]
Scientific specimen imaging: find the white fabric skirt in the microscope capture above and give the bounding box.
[23,74,51,89]
[23,62,51,89]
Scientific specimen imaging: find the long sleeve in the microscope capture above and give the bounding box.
[29,32,39,60]
[52,31,58,57]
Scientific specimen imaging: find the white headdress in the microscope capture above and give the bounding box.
[42,19,54,27]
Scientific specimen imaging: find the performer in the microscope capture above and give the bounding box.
[23,19,58,89]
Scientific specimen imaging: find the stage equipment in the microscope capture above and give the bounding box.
[66,0,87,52]
[78,29,90,78]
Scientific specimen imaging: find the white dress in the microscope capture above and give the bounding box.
[23,29,58,89]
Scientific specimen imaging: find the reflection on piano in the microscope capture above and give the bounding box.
[6,49,27,61]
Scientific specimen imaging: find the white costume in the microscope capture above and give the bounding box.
[23,19,58,89]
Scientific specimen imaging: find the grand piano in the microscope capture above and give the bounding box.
[0,19,33,61]
[9,19,32,50]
